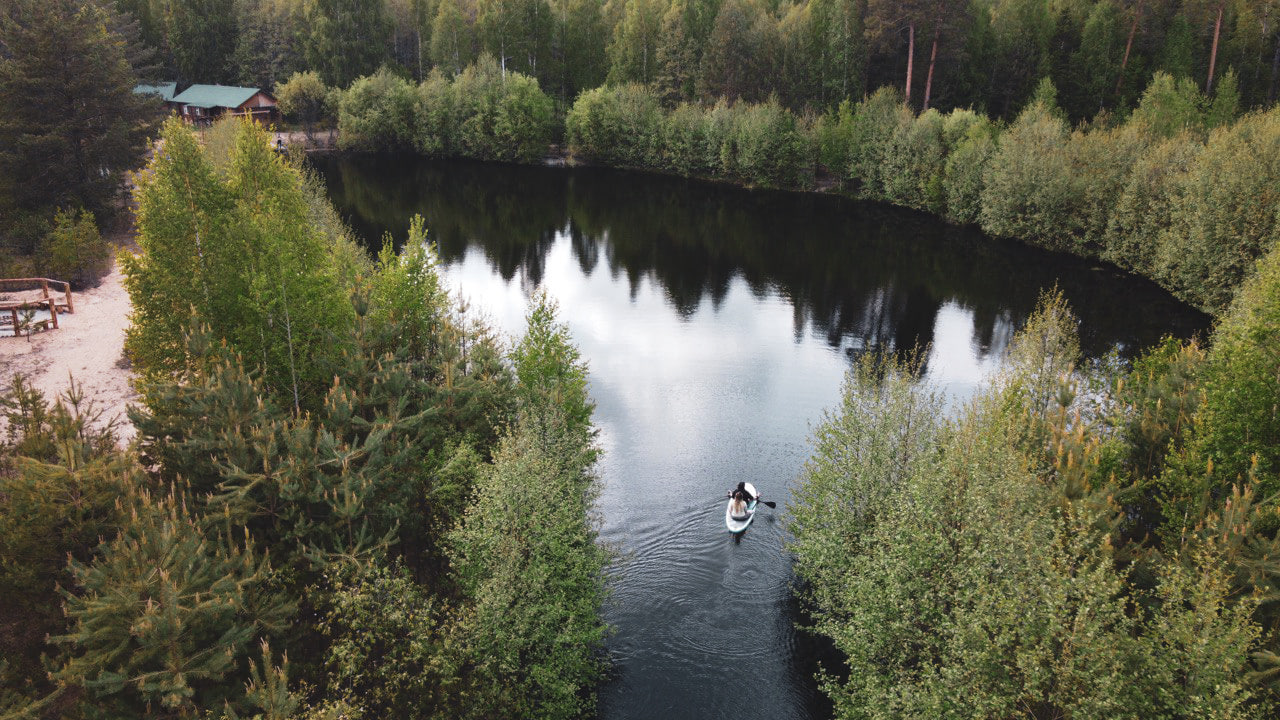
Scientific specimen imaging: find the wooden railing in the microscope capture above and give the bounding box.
[0,277,74,335]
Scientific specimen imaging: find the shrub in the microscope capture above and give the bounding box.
[1154,108,1280,314]
[847,86,908,200]
[277,71,333,140]
[979,100,1076,252]
[450,57,555,164]
[338,69,419,151]
[943,114,998,225]
[661,102,715,176]
[723,98,810,189]
[566,83,663,168]
[878,109,946,213]
[414,69,456,156]
[37,208,111,288]
[1166,239,1280,513]
[813,100,856,180]
[1103,134,1201,277]
[1066,122,1150,256]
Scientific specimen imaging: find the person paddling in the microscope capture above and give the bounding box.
[727,482,757,521]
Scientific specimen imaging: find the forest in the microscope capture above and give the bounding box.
[2,0,1280,717]
[2,116,611,719]
[113,0,1280,118]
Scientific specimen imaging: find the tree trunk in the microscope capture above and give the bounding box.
[1269,32,1280,105]
[923,26,939,111]
[1207,3,1223,92]
[1115,0,1143,95]
[905,21,915,105]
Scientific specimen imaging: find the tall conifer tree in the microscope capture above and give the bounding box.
[0,0,157,246]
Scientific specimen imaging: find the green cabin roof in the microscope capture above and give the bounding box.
[170,84,265,109]
[133,82,178,102]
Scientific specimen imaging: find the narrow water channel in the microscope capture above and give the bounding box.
[314,155,1209,720]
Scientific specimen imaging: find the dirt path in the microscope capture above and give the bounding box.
[0,259,138,443]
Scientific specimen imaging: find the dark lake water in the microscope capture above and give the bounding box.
[314,155,1210,720]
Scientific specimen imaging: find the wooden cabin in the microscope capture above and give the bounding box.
[169,85,280,126]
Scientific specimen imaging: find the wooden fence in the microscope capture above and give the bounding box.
[0,277,74,336]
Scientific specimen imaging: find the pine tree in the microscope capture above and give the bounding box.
[52,488,292,716]
[0,0,158,240]
[161,0,237,83]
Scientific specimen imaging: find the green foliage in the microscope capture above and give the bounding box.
[368,215,450,359]
[0,0,157,237]
[305,0,391,87]
[511,291,594,434]
[942,111,998,224]
[1165,239,1280,526]
[1130,70,1235,140]
[315,563,456,718]
[979,100,1076,251]
[789,293,1268,718]
[0,377,133,694]
[277,71,334,139]
[441,294,606,718]
[451,57,555,163]
[1153,108,1280,314]
[123,117,356,410]
[338,69,420,151]
[52,487,293,716]
[1112,337,1206,539]
[846,86,908,199]
[565,88,812,187]
[339,59,555,163]
[234,640,302,720]
[415,69,458,156]
[430,0,477,75]
[566,83,663,168]
[1066,121,1150,256]
[449,405,609,720]
[720,97,812,188]
[697,0,776,103]
[877,108,946,213]
[37,208,111,289]
[1104,134,1202,278]
[813,100,856,178]
[788,352,946,596]
[661,102,717,176]
[606,0,666,85]
[164,0,237,84]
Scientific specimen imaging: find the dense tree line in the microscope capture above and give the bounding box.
[112,0,1280,117]
[0,117,611,719]
[789,282,1280,716]
[563,74,1279,315]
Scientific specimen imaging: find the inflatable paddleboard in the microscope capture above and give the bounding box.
[726,482,759,533]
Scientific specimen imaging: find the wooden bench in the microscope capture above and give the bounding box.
[0,277,74,337]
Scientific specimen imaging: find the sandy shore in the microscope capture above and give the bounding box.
[0,259,138,444]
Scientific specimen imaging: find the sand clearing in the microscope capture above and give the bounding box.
[0,260,139,443]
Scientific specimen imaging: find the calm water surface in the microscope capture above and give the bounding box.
[315,155,1209,720]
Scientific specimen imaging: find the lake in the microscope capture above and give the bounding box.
[314,155,1209,720]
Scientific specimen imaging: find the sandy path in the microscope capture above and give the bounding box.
[0,260,138,443]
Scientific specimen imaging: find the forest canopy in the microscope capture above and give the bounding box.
[0,118,611,719]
